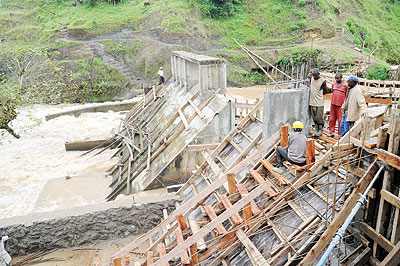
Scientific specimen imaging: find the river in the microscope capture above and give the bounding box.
[0,103,125,219]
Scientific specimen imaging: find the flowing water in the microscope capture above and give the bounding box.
[0,103,125,219]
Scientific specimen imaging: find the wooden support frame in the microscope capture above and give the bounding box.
[360,222,394,252]
[379,239,400,266]
[151,180,273,266]
[185,96,205,119]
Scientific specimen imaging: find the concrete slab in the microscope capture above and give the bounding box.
[33,174,111,213]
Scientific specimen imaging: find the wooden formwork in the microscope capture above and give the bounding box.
[110,103,382,265]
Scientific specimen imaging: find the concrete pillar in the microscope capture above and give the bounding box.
[262,88,310,140]
[171,55,175,83]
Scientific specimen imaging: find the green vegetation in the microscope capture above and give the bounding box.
[196,0,244,18]
[71,58,130,102]
[366,63,390,80]
[102,40,142,57]
[0,0,399,111]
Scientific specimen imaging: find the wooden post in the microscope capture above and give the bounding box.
[280,125,289,147]
[306,139,316,172]
[113,258,122,266]
[176,214,188,230]
[227,173,236,195]
[190,243,199,266]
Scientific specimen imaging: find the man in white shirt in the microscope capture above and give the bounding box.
[0,233,11,266]
[157,67,164,85]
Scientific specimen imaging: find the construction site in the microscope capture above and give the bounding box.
[1,45,400,266]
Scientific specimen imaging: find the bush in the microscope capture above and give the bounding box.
[366,64,390,80]
[298,0,306,7]
[198,0,243,18]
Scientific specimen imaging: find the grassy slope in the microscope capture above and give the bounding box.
[1,0,399,88]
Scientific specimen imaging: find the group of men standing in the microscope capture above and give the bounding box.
[308,68,367,137]
[273,69,368,173]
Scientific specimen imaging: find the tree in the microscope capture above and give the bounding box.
[0,83,20,138]
[0,46,48,94]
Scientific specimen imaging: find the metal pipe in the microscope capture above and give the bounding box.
[316,164,384,266]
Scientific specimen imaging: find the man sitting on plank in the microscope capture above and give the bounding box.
[273,121,307,174]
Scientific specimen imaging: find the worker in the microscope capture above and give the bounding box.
[308,68,328,137]
[341,76,368,129]
[0,233,11,266]
[273,121,307,174]
[157,67,165,85]
[328,72,348,136]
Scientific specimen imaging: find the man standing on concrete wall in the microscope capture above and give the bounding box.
[0,233,11,266]
[308,68,328,137]
[157,67,165,85]
[341,76,367,129]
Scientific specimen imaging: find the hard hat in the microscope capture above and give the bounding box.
[293,121,303,129]
[160,67,163,70]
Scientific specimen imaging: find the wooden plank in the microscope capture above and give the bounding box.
[299,161,379,265]
[261,159,290,185]
[227,131,263,171]
[202,151,223,177]
[364,137,378,149]
[178,108,190,130]
[249,170,277,196]
[380,190,400,209]
[157,243,169,266]
[227,173,237,195]
[236,229,269,266]
[306,139,315,172]
[185,96,205,119]
[379,240,400,266]
[147,251,154,265]
[220,194,243,225]
[360,222,394,252]
[230,140,243,153]
[377,149,400,171]
[187,216,207,251]
[280,125,289,148]
[187,143,219,151]
[176,214,188,230]
[236,183,261,215]
[366,98,392,104]
[318,135,337,145]
[348,247,371,266]
[175,228,190,265]
[204,205,227,235]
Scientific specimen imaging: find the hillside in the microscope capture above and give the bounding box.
[0,0,399,102]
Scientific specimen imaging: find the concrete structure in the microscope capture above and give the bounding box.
[107,52,234,199]
[262,88,310,139]
[0,197,178,256]
[171,51,226,97]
